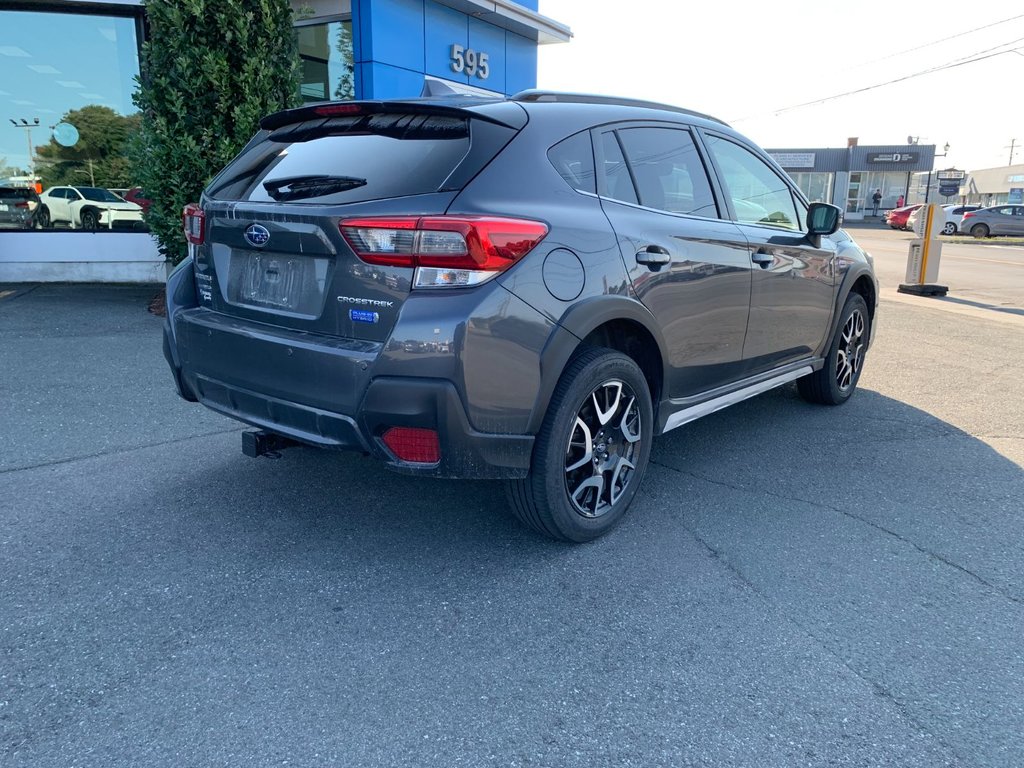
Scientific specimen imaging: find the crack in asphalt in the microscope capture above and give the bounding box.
[648,458,1023,608]
[0,427,243,476]
[649,479,965,766]
[644,462,969,765]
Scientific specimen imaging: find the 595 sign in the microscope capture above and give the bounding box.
[450,44,490,80]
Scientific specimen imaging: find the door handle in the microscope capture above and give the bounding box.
[751,249,774,268]
[636,245,672,269]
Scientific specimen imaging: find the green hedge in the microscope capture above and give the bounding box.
[132,0,299,264]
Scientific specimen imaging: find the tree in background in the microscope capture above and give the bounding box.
[131,0,299,263]
[0,156,28,180]
[35,106,140,189]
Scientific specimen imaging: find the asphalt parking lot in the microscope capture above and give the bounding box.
[2,232,1022,767]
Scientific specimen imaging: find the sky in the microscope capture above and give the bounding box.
[537,0,1024,173]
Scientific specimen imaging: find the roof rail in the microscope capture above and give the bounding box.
[511,90,729,126]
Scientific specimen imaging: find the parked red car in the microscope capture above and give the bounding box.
[885,204,922,230]
[124,187,152,214]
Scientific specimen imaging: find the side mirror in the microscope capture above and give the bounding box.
[807,202,842,236]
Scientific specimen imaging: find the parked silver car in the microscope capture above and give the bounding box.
[906,204,982,235]
[960,205,1024,238]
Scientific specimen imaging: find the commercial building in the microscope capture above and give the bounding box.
[958,164,1024,206]
[767,143,937,219]
[0,0,569,282]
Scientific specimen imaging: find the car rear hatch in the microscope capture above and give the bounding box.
[194,100,526,344]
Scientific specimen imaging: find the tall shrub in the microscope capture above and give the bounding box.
[132,0,299,264]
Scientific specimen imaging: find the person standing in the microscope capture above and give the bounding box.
[896,194,905,208]
[871,188,882,216]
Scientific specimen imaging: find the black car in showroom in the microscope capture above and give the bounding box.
[163,91,877,541]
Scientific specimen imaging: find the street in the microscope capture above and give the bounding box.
[1,230,1022,767]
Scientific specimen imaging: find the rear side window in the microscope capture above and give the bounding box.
[616,127,718,218]
[548,131,596,194]
[207,113,475,204]
[600,132,638,205]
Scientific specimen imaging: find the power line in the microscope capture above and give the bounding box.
[852,12,1024,68]
[732,38,1024,121]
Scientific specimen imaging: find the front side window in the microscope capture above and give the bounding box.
[705,135,802,231]
[78,187,123,203]
[615,127,717,218]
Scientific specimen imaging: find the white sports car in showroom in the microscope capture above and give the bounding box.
[37,186,144,230]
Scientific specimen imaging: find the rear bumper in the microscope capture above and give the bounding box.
[163,265,534,479]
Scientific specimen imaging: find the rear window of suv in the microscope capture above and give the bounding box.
[207,113,474,204]
[0,187,36,200]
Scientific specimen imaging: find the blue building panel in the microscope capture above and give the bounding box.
[424,1,468,84]
[468,17,507,94]
[504,31,536,95]
[357,61,426,97]
[353,0,425,73]
[352,0,551,100]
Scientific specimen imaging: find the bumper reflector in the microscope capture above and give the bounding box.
[382,427,441,463]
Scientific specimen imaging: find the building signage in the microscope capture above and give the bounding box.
[938,182,960,197]
[1009,188,1024,204]
[769,152,815,168]
[1007,174,1024,183]
[866,152,919,163]
[450,44,490,79]
[936,169,966,181]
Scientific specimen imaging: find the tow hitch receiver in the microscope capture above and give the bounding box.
[242,429,299,458]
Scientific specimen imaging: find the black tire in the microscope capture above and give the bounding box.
[942,221,956,235]
[37,206,51,229]
[81,208,98,230]
[971,223,989,239]
[798,293,870,406]
[506,347,654,542]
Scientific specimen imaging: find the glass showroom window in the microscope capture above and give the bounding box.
[296,19,354,103]
[789,172,833,205]
[0,9,143,233]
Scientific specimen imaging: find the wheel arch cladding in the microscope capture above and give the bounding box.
[580,319,664,408]
[849,274,876,326]
[529,297,668,434]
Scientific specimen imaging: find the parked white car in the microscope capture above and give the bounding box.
[37,186,144,230]
[907,204,982,235]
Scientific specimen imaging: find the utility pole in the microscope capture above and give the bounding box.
[8,117,41,185]
[1006,138,1018,166]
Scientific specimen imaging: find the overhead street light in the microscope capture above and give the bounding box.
[8,117,43,187]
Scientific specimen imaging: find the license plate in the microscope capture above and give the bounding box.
[240,253,306,310]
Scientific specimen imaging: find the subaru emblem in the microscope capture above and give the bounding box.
[244,223,271,248]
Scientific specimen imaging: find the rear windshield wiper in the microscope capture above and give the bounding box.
[263,174,367,202]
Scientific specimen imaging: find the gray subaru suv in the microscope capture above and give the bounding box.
[163,91,877,541]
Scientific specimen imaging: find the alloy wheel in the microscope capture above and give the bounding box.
[836,308,866,392]
[564,379,643,518]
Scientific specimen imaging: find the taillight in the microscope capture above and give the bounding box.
[14,201,28,209]
[962,211,975,220]
[339,216,548,288]
[183,203,205,245]
[381,427,440,463]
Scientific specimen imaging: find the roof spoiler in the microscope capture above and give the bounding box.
[260,100,517,131]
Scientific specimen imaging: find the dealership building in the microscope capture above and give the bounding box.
[0,0,570,282]
[958,163,1024,207]
[766,143,938,218]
